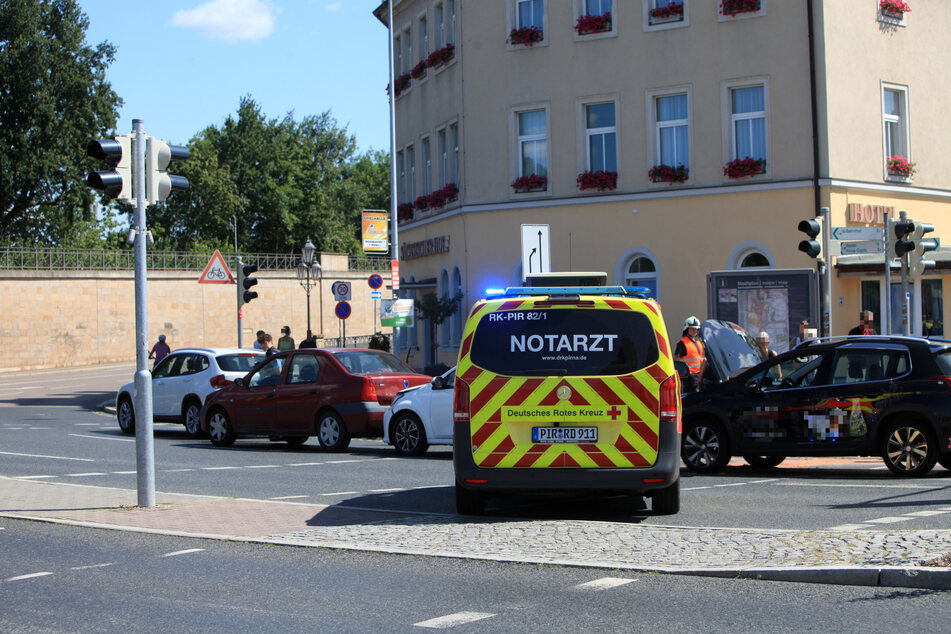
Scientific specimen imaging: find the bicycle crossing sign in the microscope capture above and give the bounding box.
[198,250,235,284]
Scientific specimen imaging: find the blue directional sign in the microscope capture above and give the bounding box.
[335,301,351,320]
[370,291,382,300]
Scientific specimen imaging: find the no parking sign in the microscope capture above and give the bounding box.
[335,301,351,320]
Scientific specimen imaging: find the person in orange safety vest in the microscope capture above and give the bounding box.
[674,316,705,393]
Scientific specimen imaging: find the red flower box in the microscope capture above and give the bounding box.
[512,173,547,192]
[886,155,916,178]
[720,0,761,17]
[441,182,459,201]
[576,170,618,191]
[411,60,427,80]
[509,26,543,47]
[724,157,766,178]
[649,3,684,20]
[426,43,455,68]
[648,164,688,184]
[390,72,411,98]
[880,0,911,17]
[414,195,430,211]
[574,12,612,34]
[397,202,414,222]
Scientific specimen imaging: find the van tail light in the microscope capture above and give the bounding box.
[210,374,231,388]
[453,378,471,423]
[361,378,379,402]
[659,374,681,433]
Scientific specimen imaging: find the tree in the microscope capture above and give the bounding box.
[0,0,122,245]
[417,291,463,368]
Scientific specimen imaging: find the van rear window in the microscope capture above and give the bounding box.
[471,308,659,376]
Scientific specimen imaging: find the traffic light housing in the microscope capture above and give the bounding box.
[146,137,189,204]
[797,218,822,259]
[240,264,259,304]
[909,222,937,278]
[893,219,916,257]
[86,135,134,202]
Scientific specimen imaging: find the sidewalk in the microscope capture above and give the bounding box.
[1,475,949,590]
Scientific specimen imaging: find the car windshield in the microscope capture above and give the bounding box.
[216,353,265,372]
[331,350,414,374]
[701,320,762,380]
[470,307,659,376]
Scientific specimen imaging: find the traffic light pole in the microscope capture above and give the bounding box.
[900,210,911,336]
[131,119,156,508]
[884,210,891,335]
[236,255,244,348]
[820,207,831,337]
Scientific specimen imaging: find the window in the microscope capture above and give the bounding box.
[586,0,612,15]
[249,357,284,388]
[655,93,688,170]
[394,34,402,74]
[883,86,909,163]
[288,355,319,384]
[396,150,405,202]
[437,128,448,187]
[418,15,428,63]
[406,144,415,202]
[922,279,944,337]
[518,0,544,29]
[421,137,431,195]
[439,269,451,347]
[646,0,687,30]
[451,266,464,345]
[740,252,769,268]
[404,27,412,74]
[518,110,547,178]
[585,102,617,172]
[450,123,460,184]
[625,256,658,299]
[435,3,445,48]
[730,85,766,161]
[448,0,456,43]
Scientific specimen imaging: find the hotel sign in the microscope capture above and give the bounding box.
[401,235,450,260]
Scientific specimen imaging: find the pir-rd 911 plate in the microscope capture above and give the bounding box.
[532,426,598,443]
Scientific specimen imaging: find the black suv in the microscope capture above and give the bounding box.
[680,323,951,477]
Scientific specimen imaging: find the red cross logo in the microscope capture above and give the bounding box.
[607,405,623,421]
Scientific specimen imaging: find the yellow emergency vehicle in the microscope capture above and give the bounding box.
[453,284,681,515]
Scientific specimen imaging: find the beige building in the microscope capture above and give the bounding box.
[375,0,951,368]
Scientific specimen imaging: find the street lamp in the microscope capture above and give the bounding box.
[297,237,321,340]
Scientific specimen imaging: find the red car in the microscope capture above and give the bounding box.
[199,348,430,451]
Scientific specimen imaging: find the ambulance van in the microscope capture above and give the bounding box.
[452,284,681,515]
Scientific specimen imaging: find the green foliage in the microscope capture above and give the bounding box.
[0,0,122,245]
[418,292,463,325]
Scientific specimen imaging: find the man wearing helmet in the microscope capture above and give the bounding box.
[674,316,705,392]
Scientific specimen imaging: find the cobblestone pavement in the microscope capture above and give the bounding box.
[2,477,950,589]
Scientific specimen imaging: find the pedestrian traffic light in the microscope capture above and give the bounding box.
[797,218,822,259]
[239,264,259,304]
[145,137,189,204]
[86,135,134,202]
[893,219,916,257]
[909,222,938,279]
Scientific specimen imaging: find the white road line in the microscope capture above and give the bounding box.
[682,486,712,491]
[318,491,359,496]
[775,482,939,490]
[110,471,137,475]
[414,612,495,629]
[325,459,369,464]
[830,524,873,531]
[574,577,636,591]
[162,469,194,473]
[286,462,323,466]
[64,473,108,478]
[5,572,54,582]
[370,488,406,493]
[161,548,205,558]
[245,465,281,469]
[864,516,913,524]
[68,434,134,443]
[200,466,240,471]
[71,563,114,571]
[15,475,57,480]
[905,510,950,517]
[27,427,51,430]
[270,495,309,500]
[0,451,94,462]
[74,423,103,426]
[713,482,749,488]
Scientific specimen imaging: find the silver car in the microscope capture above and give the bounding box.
[383,367,455,455]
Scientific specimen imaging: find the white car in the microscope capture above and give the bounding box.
[383,367,455,456]
[115,348,264,438]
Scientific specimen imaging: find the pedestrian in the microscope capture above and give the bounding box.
[253,330,266,350]
[148,334,171,368]
[848,310,875,336]
[278,325,295,351]
[673,316,705,393]
[755,332,779,361]
[792,319,811,347]
[299,335,317,349]
[261,333,277,356]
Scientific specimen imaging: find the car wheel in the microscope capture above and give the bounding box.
[284,436,309,447]
[743,455,786,469]
[182,399,204,438]
[392,412,429,456]
[651,480,680,515]
[455,481,485,516]
[938,454,951,471]
[117,397,135,434]
[881,419,938,477]
[681,419,731,473]
[207,409,236,447]
[316,411,350,452]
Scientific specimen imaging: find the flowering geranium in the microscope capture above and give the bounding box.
[512,173,547,192]
[724,157,766,178]
[720,0,761,17]
[397,202,414,222]
[441,182,459,200]
[389,72,411,98]
[649,3,684,20]
[574,12,612,34]
[426,43,455,68]
[577,170,618,191]
[648,164,688,184]
[509,26,543,46]
[411,60,427,80]
[414,195,431,211]
[880,0,911,16]
[886,155,916,177]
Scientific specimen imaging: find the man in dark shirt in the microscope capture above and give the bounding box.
[848,310,875,336]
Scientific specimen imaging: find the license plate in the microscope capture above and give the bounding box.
[532,426,598,443]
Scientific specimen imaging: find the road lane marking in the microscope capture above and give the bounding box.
[5,572,54,582]
[64,473,108,477]
[287,462,323,466]
[161,549,205,558]
[906,510,950,517]
[574,577,636,591]
[414,612,495,629]
[318,491,359,496]
[864,516,913,524]
[68,434,134,443]
[370,488,406,493]
[0,451,95,462]
[270,495,309,500]
[775,482,939,490]
[110,471,137,475]
[71,563,114,571]
[245,465,281,469]
[162,469,194,473]
[682,486,712,491]
[15,475,57,479]
[830,524,873,531]
[200,466,240,471]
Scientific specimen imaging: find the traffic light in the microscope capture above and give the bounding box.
[797,218,822,259]
[893,219,916,257]
[239,264,259,304]
[909,222,937,278]
[145,137,189,204]
[86,135,134,202]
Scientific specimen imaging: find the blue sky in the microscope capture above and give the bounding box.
[79,0,391,153]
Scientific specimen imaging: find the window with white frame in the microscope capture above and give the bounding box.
[435,3,445,48]
[647,0,686,28]
[406,144,415,202]
[586,0,612,16]
[396,150,405,202]
[448,0,456,43]
[517,0,544,29]
[730,84,766,161]
[421,137,431,195]
[518,110,547,178]
[883,86,908,161]
[450,123,460,184]
[403,27,412,73]
[437,128,448,187]
[655,93,689,169]
[585,102,617,172]
[419,15,428,62]
[625,255,658,299]
[394,34,403,74]
[451,266,463,345]
[741,252,770,268]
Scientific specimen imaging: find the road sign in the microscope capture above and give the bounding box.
[332,281,351,301]
[335,301,351,320]
[198,249,234,284]
[521,224,551,280]
[371,290,382,300]
[831,226,883,241]
[368,274,383,289]
[832,239,884,256]
[381,298,414,327]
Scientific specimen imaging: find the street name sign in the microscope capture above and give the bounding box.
[832,240,884,256]
[831,226,883,241]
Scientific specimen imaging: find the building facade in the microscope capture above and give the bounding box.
[375,0,951,369]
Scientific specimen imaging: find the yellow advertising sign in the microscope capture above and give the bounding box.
[361,210,389,254]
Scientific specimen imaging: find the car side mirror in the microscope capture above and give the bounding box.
[431,376,445,390]
[673,360,689,379]
[233,377,247,389]
[745,377,763,394]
